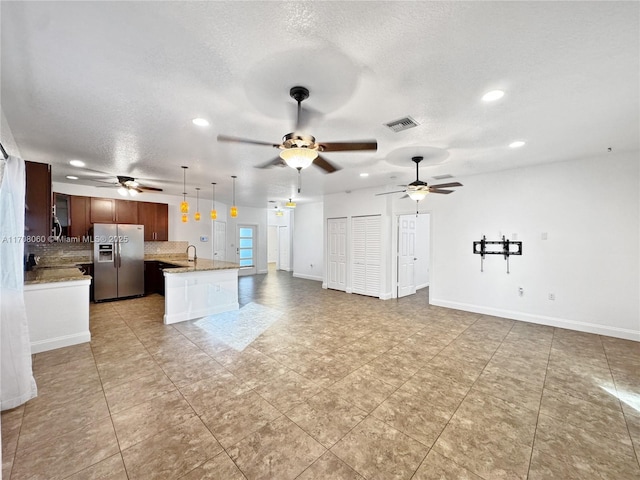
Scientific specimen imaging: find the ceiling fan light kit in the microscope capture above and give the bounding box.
[279,144,318,170]
[217,86,377,186]
[375,156,463,202]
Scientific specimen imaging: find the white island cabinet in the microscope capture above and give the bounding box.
[24,267,91,353]
[161,259,240,325]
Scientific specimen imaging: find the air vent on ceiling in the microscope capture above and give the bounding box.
[432,174,454,180]
[384,116,419,133]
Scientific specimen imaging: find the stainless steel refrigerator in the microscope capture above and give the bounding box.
[93,224,144,301]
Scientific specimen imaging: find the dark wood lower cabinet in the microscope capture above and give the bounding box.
[144,261,165,296]
[78,263,94,301]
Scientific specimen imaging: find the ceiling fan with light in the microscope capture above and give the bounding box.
[92,175,163,197]
[376,156,463,201]
[217,86,377,174]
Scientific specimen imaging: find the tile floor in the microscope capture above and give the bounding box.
[2,268,640,479]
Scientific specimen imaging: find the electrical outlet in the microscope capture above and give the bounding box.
[548,293,555,301]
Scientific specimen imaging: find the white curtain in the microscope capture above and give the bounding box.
[0,155,37,410]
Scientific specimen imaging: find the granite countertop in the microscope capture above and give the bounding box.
[147,256,240,273]
[25,266,90,285]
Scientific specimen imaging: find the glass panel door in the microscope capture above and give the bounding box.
[237,225,257,275]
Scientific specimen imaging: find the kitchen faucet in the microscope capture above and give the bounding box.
[186,244,197,262]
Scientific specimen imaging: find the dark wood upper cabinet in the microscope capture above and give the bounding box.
[115,199,138,224]
[69,195,91,238]
[90,197,115,223]
[25,161,52,239]
[138,202,168,241]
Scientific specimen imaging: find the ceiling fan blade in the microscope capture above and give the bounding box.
[375,190,406,196]
[318,140,377,152]
[217,134,280,148]
[255,157,286,169]
[313,155,341,174]
[429,182,463,189]
[429,189,454,194]
[138,186,163,192]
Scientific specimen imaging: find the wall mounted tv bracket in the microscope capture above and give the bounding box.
[473,235,523,273]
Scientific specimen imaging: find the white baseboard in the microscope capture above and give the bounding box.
[417,283,430,290]
[430,298,640,341]
[379,292,392,300]
[292,272,323,282]
[31,331,91,354]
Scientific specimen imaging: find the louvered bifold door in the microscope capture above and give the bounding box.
[351,215,381,297]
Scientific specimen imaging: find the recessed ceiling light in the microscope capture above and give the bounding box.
[192,118,210,127]
[65,175,79,180]
[69,160,85,167]
[509,141,526,148]
[359,173,369,177]
[482,90,505,102]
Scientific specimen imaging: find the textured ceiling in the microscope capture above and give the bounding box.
[1,1,638,207]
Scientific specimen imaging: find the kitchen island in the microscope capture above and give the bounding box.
[24,266,91,353]
[153,257,240,325]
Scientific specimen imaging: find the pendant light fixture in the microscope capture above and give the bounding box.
[230,175,238,218]
[180,166,189,223]
[210,182,217,220]
[285,198,296,208]
[194,187,201,221]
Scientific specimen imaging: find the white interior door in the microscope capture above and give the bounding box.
[351,215,381,297]
[213,221,226,261]
[237,225,257,276]
[398,215,417,298]
[278,225,290,271]
[267,225,278,263]
[327,217,347,291]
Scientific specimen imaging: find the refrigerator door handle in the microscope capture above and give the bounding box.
[118,240,122,268]
[113,243,117,268]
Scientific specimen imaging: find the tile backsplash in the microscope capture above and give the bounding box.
[29,241,189,265]
[144,241,189,255]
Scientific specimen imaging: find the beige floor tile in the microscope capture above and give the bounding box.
[297,451,365,480]
[540,389,631,446]
[121,416,222,480]
[18,389,110,447]
[399,369,470,414]
[432,392,538,480]
[64,453,128,480]
[200,390,281,449]
[471,369,543,412]
[103,368,177,414]
[331,416,428,480]
[10,417,119,480]
[155,351,229,388]
[285,390,367,448]
[254,370,324,413]
[180,451,246,479]
[111,390,196,450]
[329,367,397,412]
[179,370,250,415]
[531,414,640,480]
[9,272,640,480]
[228,415,326,480]
[413,450,484,480]
[371,388,452,447]
[32,342,94,369]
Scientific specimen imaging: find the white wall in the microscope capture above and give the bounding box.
[428,151,639,341]
[415,213,430,289]
[292,201,324,281]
